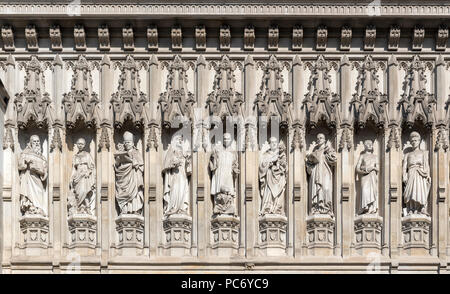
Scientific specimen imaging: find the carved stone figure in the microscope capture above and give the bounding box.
[259,137,287,216]
[68,138,96,216]
[18,135,48,216]
[306,133,337,215]
[210,133,239,216]
[114,131,144,215]
[162,134,191,216]
[403,131,430,215]
[356,140,379,215]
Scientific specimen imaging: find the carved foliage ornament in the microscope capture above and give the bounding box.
[303,55,340,128]
[111,55,148,129]
[159,55,194,128]
[207,55,243,121]
[220,25,231,50]
[412,25,425,51]
[400,55,435,128]
[15,55,52,129]
[147,25,158,50]
[63,55,100,129]
[268,25,279,51]
[171,26,182,50]
[364,25,376,51]
[436,24,448,51]
[123,25,134,51]
[351,55,387,129]
[316,25,327,51]
[255,55,292,128]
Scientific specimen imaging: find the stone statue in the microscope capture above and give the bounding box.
[162,134,191,217]
[356,140,379,215]
[306,133,337,215]
[68,138,96,216]
[259,137,287,216]
[114,131,144,215]
[210,133,239,216]
[18,135,48,216]
[403,131,430,215]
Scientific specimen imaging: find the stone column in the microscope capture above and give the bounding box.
[291,56,307,257]
[434,55,448,262]
[339,55,354,257]
[99,55,113,269]
[387,55,402,258]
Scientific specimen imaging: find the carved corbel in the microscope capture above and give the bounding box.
[244,25,255,51]
[195,25,206,51]
[338,125,353,151]
[98,25,110,51]
[147,25,158,50]
[98,124,111,151]
[291,122,305,151]
[364,25,376,51]
[436,24,449,51]
[220,25,231,51]
[74,24,86,51]
[316,25,327,51]
[340,26,352,51]
[412,25,425,51]
[1,25,14,51]
[49,25,62,51]
[388,25,401,51]
[171,25,182,50]
[386,124,401,151]
[435,125,449,151]
[25,25,38,51]
[292,25,303,51]
[122,25,134,51]
[268,25,279,51]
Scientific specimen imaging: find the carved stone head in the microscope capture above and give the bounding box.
[123,131,134,151]
[29,135,41,154]
[410,131,421,149]
[269,136,279,152]
[76,137,86,153]
[316,133,326,146]
[364,139,373,152]
[223,133,232,148]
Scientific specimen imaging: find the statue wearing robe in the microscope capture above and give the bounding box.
[210,136,239,216]
[68,149,96,215]
[259,140,287,216]
[356,142,378,215]
[306,134,337,216]
[403,132,430,215]
[162,135,191,217]
[18,135,48,216]
[114,136,144,215]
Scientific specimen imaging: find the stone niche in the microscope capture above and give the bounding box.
[400,127,431,256]
[305,127,337,256]
[65,130,97,252]
[113,128,145,256]
[353,128,384,255]
[17,128,50,256]
[160,127,193,256]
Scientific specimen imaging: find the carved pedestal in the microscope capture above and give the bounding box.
[115,214,144,255]
[354,214,383,255]
[401,214,431,255]
[306,214,334,256]
[68,214,97,250]
[163,214,192,256]
[211,215,240,256]
[258,214,287,256]
[19,215,49,255]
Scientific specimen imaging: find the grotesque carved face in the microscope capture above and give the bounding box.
[30,135,41,153]
[174,135,183,149]
[269,137,278,151]
[123,131,134,151]
[364,140,373,152]
[223,133,232,148]
[317,133,325,146]
[76,138,86,152]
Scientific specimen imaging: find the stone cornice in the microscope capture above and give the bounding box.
[1,3,450,18]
